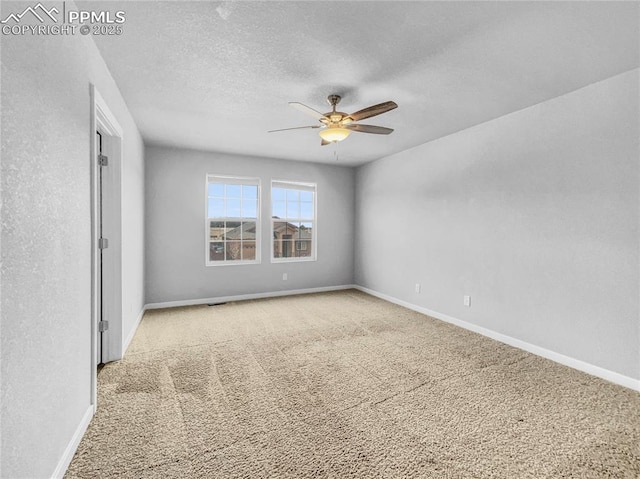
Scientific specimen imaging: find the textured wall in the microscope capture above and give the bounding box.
[145,146,355,304]
[0,2,145,476]
[355,70,639,380]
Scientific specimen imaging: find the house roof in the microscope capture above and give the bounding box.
[223,222,257,240]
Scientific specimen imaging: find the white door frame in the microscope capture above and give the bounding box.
[90,85,123,408]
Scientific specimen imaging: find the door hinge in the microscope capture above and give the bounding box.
[98,154,109,166]
[98,320,109,332]
[98,237,109,249]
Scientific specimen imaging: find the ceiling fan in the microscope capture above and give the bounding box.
[269,94,398,145]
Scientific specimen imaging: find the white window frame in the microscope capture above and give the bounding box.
[271,180,317,263]
[206,175,261,266]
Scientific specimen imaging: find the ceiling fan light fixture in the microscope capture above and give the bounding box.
[319,127,351,142]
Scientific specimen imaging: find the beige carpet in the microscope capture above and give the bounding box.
[66,290,640,478]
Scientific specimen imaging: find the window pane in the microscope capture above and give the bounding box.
[226,199,241,218]
[210,221,225,241]
[271,182,315,262]
[242,241,256,260]
[300,201,313,219]
[298,222,313,240]
[272,201,286,218]
[289,222,301,238]
[208,183,224,197]
[223,221,241,241]
[208,198,224,218]
[226,184,242,198]
[226,241,242,260]
[295,239,312,257]
[241,221,256,241]
[210,242,224,261]
[272,188,286,201]
[273,221,288,238]
[242,199,257,218]
[207,177,260,265]
[287,201,300,218]
[242,185,258,199]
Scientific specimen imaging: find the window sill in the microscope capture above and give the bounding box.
[206,260,260,267]
[270,257,317,264]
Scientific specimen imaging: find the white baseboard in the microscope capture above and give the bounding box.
[354,285,640,392]
[123,307,146,355]
[144,284,356,310]
[51,405,94,479]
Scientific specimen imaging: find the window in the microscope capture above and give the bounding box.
[206,175,260,265]
[271,180,316,262]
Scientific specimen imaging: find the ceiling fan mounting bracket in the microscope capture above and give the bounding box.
[327,94,342,109]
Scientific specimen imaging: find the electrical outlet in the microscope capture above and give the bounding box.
[464,295,471,307]
[415,283,421,293]
[282,273,288,281]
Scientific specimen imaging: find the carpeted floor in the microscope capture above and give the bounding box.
[66,290,640,478]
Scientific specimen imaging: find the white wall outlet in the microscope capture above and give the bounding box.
[464,295,471,307]
[415,283,421,293]
[282,273,288,281]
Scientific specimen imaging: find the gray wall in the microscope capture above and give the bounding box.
[145,146,354,304]
[0,2,145,476]
[355,69,639,380]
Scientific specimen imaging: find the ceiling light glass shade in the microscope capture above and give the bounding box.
[319,127,351,142]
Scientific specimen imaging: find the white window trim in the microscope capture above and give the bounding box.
[205,174,261,266]
[270,180,317,263]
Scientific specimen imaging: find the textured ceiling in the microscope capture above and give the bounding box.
[86,1,639,166]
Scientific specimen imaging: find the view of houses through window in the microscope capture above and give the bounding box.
[206,176,316,265]
[206,176,260,264]
[272,181,316,261]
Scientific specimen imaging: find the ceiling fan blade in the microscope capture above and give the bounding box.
[348,101,398,122]
[321,139,331,146]
[289,102,328,121]
[268,125,321,133]
[345,124,394,135]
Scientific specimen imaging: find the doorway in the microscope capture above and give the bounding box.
[91,85,123,409]
[283,234,292,257]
